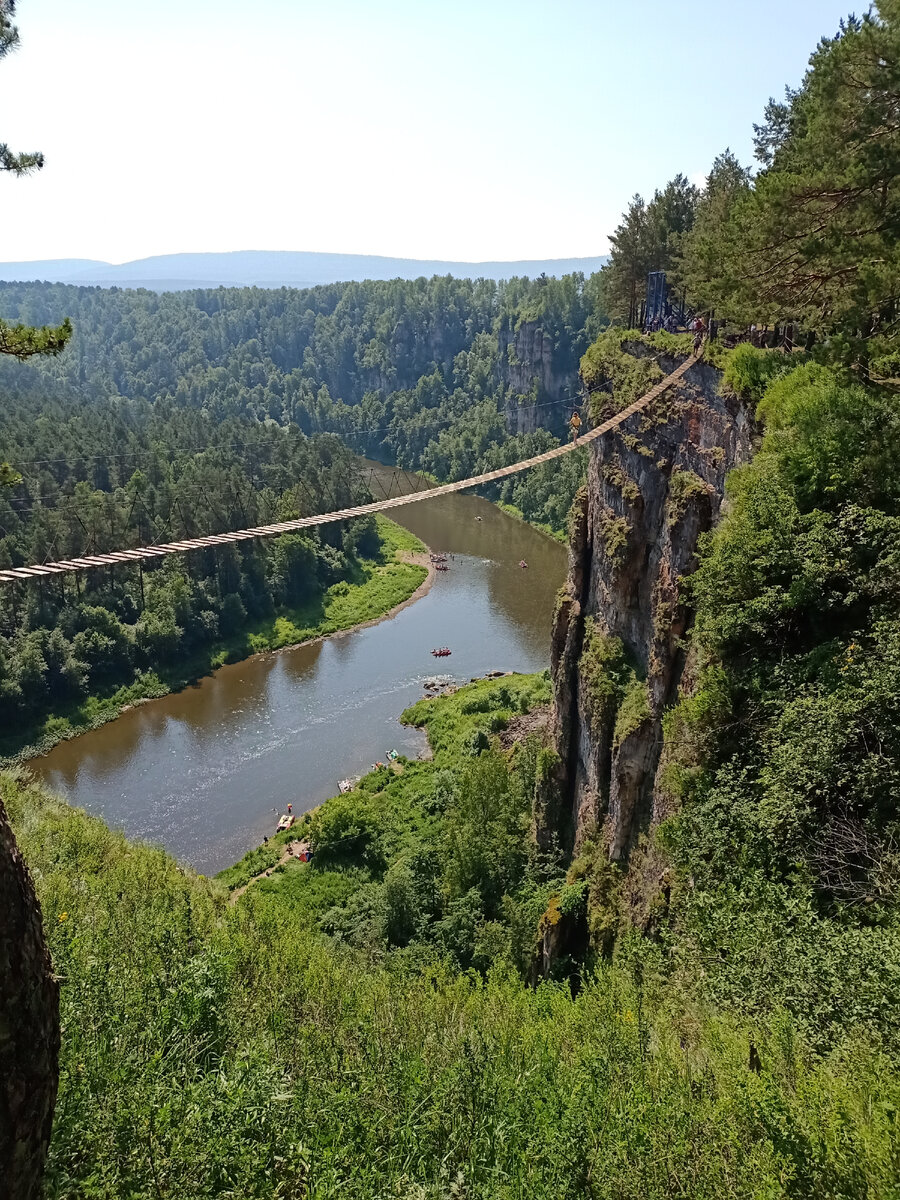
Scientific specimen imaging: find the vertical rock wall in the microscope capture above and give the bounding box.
[545,351,754,867]
[498,320,572,437]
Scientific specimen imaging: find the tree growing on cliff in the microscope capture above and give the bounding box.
[689,4,900,365]
[670,150,753,316]
[0,4,65,1197]
[601,175,699,325]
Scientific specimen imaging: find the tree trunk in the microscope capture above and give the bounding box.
[0,797,59,1200]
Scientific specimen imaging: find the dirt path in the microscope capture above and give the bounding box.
[230,839,309,903]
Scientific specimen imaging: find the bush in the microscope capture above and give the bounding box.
[721,342,790,400]
[310,793,386,869]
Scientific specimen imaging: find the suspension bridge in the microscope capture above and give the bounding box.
[0,350,700,586]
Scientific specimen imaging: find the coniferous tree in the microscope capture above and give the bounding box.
[671,151,753,314]
[681,4,900,365]
[601,176,699,325]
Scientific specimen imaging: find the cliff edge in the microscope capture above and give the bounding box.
[537,343,755,940]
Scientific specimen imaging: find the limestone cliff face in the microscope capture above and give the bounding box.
[498,320,572,437]
[543,350,754,872]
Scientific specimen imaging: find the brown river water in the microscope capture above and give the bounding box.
[29,468,567,874]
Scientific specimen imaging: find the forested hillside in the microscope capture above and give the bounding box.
[0,272,602,537]
[0,272,603,749]
[4,674,897,1198]
[0,381,426,753]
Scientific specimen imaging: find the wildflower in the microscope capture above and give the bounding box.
[58,912,68,922]
[623,1009,635,1023]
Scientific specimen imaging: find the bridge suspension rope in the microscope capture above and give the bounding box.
[0,351,700,586]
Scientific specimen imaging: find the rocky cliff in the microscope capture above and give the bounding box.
[538,346,755,932]
[498,319,572,437]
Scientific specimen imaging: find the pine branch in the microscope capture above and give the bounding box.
[0,317,73,359]
[0,142,43,175]
[0,1,19,62]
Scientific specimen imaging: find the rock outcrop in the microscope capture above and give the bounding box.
[498,320,572,437]
[542,349,755,875]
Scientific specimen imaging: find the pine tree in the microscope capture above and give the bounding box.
[0,1,71,362]
[672,151,753,315]
[601,177,699,326]
[685,3,900,365]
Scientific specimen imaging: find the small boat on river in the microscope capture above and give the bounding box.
[431,647,452,658]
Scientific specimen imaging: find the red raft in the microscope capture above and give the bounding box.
[431,647,452,657]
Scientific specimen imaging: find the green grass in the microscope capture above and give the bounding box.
[1,516,427,764]
[212,824,303,891]
[402,671,551,762]
[5,760,899,1199]
[217,673,551,931]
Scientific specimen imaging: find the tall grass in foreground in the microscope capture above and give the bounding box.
[5,768,898,1199]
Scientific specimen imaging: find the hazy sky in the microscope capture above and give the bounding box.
[2,0,859,264]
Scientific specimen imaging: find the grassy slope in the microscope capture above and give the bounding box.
[1,516,427,763]
[4,676,898,1197]
[215,672,551,899]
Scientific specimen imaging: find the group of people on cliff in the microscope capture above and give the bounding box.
[644,312,680,334]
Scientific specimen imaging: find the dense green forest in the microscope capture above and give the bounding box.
[0,270,601,537]
[0,380,414,750]
[0,271,602,746]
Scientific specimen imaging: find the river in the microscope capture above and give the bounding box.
[28,474,567,874]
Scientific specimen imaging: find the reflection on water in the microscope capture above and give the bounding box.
[29,476,567,875]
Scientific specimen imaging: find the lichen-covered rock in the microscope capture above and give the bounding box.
[541,350,755,895]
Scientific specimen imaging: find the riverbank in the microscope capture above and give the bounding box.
[214,670,552,895]
[494,501,567,543]
[3,517,430,766]
[271,547,434,654]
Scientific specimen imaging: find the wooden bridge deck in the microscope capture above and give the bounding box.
[0,351,699,585]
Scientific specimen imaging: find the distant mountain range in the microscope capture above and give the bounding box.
[0,250,609,292]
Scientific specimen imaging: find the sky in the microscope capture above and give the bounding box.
[1,0,861,265]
